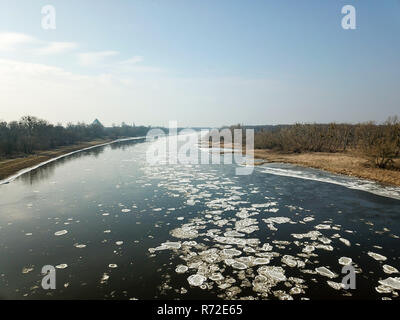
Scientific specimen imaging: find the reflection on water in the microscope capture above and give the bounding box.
[15,138,146,185]
[0,136,399,300]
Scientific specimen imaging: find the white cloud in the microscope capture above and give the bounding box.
[0,32,78,56]
[119,56,144,65]
[114,56,165,74]
[0,32,37,51]
[35,42,78,55]
[0,57,284,127]
[78,51,119,66]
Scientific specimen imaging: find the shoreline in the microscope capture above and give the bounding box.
[0,139,113,182]
[200,139,400,187]
[252,149,400,187]
[1,139,399,188]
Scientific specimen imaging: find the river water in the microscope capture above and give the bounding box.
[0,135,399,300]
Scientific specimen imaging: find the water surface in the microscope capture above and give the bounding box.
[0,136,399,300]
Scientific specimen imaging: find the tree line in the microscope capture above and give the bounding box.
[251,116,400,169]
[0,116,151,157]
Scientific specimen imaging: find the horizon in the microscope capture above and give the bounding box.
[2,114,399,129]
[1,1,399,127]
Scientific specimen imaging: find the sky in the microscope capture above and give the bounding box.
[0,0,399,127]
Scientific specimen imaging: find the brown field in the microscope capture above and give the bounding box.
[201,137,400,187]
[253,149,400,187]
[0,139,112,181]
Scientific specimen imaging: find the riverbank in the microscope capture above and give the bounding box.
[0,139,112,181]
[253,149,400,187]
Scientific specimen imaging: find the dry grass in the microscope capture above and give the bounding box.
[0,139,111,181]
[253,149,400,187]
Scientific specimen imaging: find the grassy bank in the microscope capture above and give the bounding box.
[0,139,112,181]
[253,149,400,187]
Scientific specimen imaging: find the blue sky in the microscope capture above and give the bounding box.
[0,0,399,126]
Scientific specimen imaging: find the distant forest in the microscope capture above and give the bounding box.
[247,116,400,169]
[0,116,150,157]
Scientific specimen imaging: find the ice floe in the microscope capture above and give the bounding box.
[383,265,399,274]
[315,267,337,279]
[338,257,352,266]
[187,274,207,287]
[54,230,68,236]
[367,252,387,261]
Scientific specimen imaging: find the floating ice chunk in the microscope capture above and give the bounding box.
[22,267,34,274]
[151,242,181,252]
[338,257,352,266]
[375,285,393,294]
[319,237,332,244]
[327,281,345,290]
[171,226,199,239]
[253,258,270,265]
[224,259,236,266]
[187,199,196,206]
[378,277,400,290]
[273,290,293,300]
[108,264,118,268]
[383,265,399,274]
[182,241,197,247]
[56,264,68,269]
[282,255,297,268]
[315,267,337,279]
[54,230,68,236]
[100,273,109,284]
[290,287,303,295]
[209,273,224,281]
[74,244,87,249]
[339,238,351,247]
[263,217,292,224]
[231,261,248,270]
[162,242,182,250]
[235,218,258,229]
[291,231,321,240]
[252,202,277,208]
[175,265,189,274]
[315,244,334,251]
[302,245,315,254]
[261,243,273,251]
[315,224,331,230]
[368,252,387,261]
[187,274,207,286]
[224,230,245,238]
[303,217,315,223]
[258,266,287,282]
[222,248,242,257]
[121,209,131,213]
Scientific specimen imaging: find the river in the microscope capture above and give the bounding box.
[0,134,399,300]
